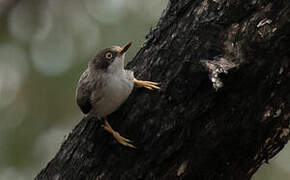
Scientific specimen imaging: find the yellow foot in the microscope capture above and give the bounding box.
[103,120,135,148]
[134,78,160,90]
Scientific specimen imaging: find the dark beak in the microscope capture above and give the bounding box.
[119,41,133,56]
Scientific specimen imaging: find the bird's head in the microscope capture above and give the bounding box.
[89,41,133,72]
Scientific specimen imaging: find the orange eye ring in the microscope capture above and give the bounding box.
[105,52,113,59]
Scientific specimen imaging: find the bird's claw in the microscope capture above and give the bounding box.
[103,120,135,148]
[112,131,136,148]
[134,79,160,90]
[142,81,160,90]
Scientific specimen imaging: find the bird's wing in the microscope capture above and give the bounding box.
[76,69,93,114]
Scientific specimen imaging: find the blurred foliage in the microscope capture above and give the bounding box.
[0,0,288,179]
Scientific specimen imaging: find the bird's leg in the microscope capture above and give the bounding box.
[133,78,160,90]
[103,118,135,148]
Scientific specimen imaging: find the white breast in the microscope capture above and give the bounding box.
[92,69,134,117]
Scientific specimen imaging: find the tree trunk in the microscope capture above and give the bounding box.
[36,0,290,179]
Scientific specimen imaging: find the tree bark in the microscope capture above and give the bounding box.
[36,0,290,180]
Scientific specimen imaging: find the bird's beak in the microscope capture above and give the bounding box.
[118,41,133,56]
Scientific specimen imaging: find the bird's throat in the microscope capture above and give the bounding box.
[107,55,125,74]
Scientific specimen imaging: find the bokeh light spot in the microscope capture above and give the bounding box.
[0,44,28,108]
[31,32,74,76]
[84,0,125,24]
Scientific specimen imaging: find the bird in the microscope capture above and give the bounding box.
[76,41,160,148]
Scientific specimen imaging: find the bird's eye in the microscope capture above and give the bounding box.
[105,52,113,59]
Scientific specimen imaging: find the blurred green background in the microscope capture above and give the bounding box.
[0,0,288,179]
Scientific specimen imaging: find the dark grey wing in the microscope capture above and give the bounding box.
[76,69,92,114]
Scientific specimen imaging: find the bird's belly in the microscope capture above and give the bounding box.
[93,73,134,117]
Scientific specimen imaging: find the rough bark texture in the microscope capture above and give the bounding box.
[36,0,290,180]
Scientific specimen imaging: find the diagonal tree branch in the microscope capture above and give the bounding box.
[36,0,290,179]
